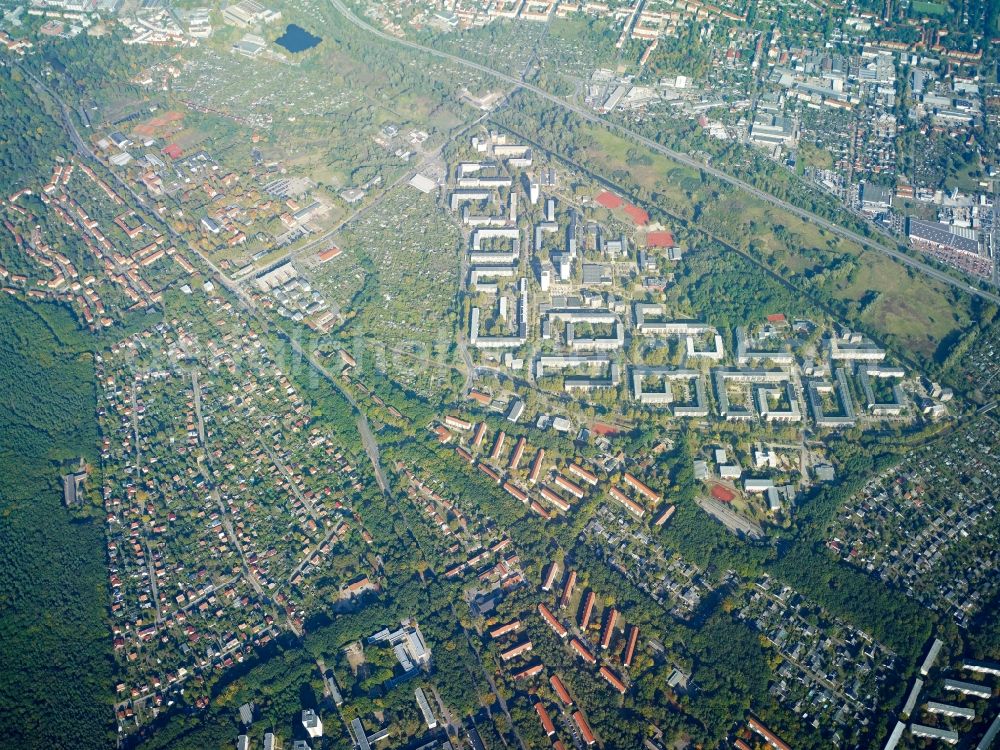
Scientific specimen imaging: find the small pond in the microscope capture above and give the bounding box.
[275,24,322,53]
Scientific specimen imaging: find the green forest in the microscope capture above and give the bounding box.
[0,296,113,748]
[0,66,70,189]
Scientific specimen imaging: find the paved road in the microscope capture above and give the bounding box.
[287,523,344,585]
[191,370,206,445]
[130,378,141,464]
[281,333,393,493]
[449,601,528,750]
[259,437,323,523]
[321,0,1000,306]
[144,541,162,622]
[753,584,868,707]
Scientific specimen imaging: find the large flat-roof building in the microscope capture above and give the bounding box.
[713,369,793,422]
[735,326,795,365]
[470,281,528,349]
[301,710,322,739]
[805,369,857,427]
[857,364,908,415]
[630,367,708,415]
[910,724,959,745]
[920,638,944,676]
[925,702,975,720]
[908,217,980,255]
[861,182,893,212]
[536,355,620,390]
[566,321,624,351]
[686,332,725,360]
[944,678,991,700]
[415,687,438,729]
[755,381,802,423]
[350,718,372,750]
[965,661,1000,678]
[829,333,886,362]
[902,678,924,718]
[632,305,714,336]
[222,0,281,26]
[750,113,796,146]
[883,721,906,750]
[977,713,1000,750]
[368,621,431,673]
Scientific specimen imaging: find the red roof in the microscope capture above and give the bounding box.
[529,449,545,482]
[646,230,676,248]
[503,481,528,504]
[623,624,639,667]
[595,190,623,209]
[570,637,596,664]
[530,500,552,520]
[624,204,649,225]
[748,718,791,750]
[599,665,626,694]
[711,484,735,502]
[600,608,618,649]
[535,703,556,736]
[766,313,787,323]
[624,472,661,503]
[550,674,573,705]
[539,603,568,638]
[542,562,560,591]
[161,144,182,159]
[513,663,543,680]
[489,620,521,638]
[573,711,596,746]
[609,487,645,517]
[580,590,596,629]
[560,570,577,608]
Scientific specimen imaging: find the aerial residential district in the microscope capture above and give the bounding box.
[0,0,999,747]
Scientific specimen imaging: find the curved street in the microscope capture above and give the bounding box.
[323,0,1000,306]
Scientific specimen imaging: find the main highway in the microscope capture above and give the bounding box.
[323,0,1000,306]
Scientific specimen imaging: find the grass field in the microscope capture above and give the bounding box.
[911,0,949,15]
[578,122,972,361]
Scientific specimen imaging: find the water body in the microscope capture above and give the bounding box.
[275,24,322,53]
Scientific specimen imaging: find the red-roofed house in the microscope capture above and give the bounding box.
[748,717,791,750]
[535,703,556,736]
[469,390,492,405]
[551,674,573,705]
[623,624,639,667]
[599,665,626,694]
[573,711,597,746]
